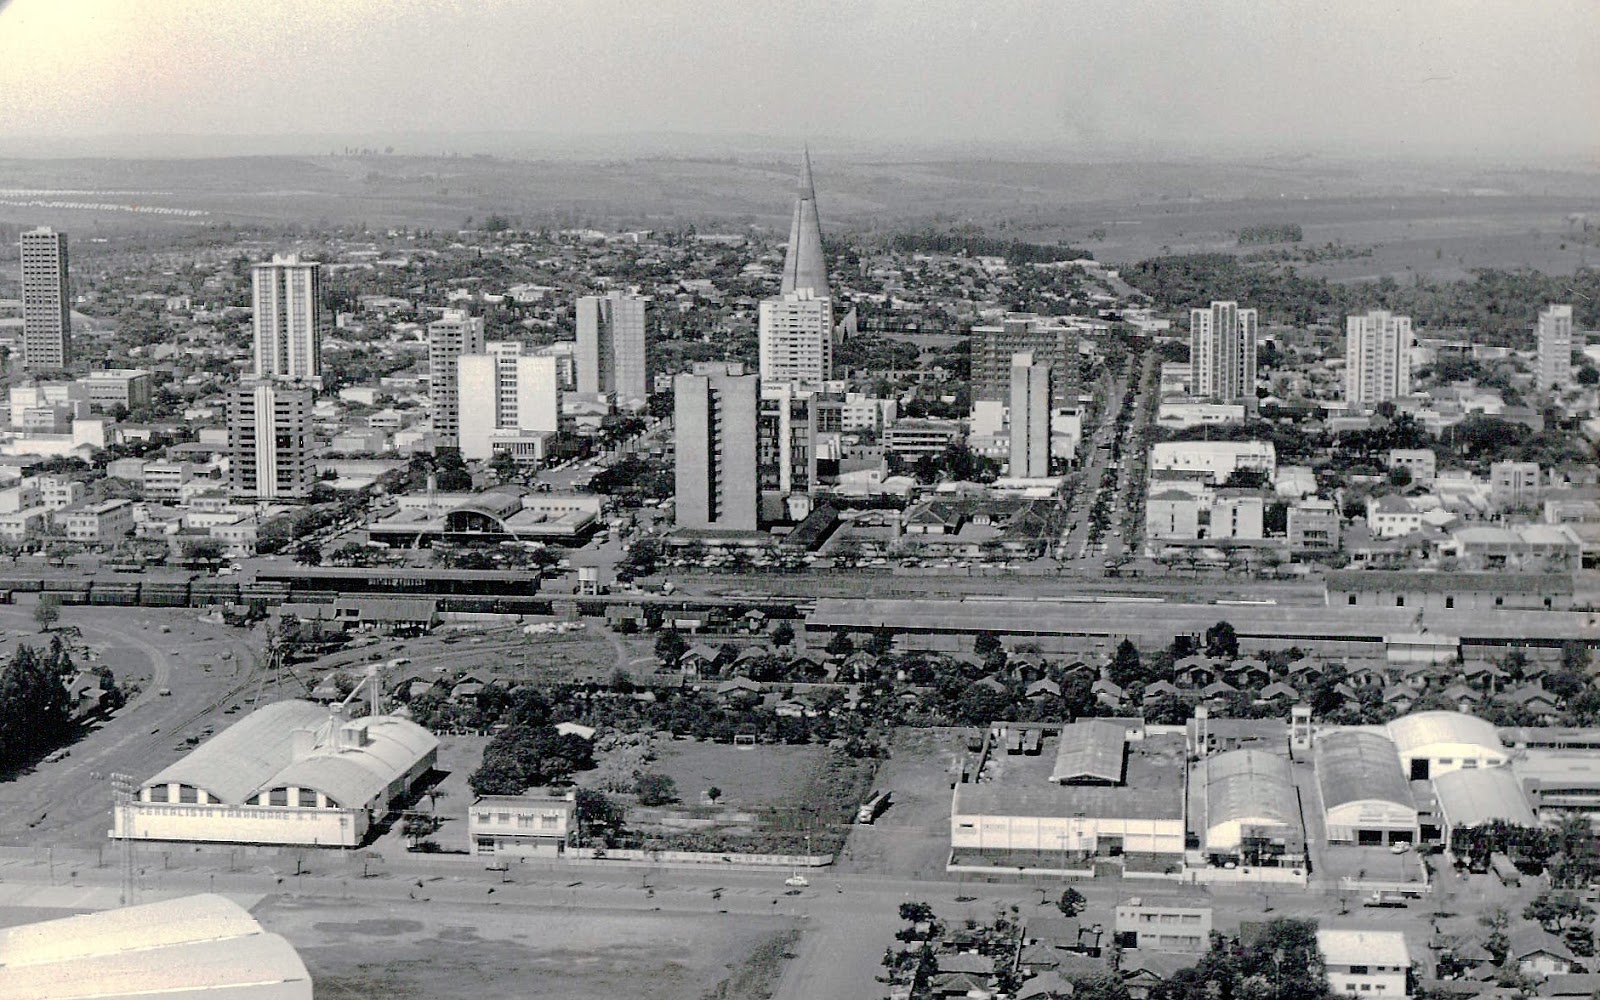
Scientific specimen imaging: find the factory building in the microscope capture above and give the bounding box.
[113,700,437,847]
[1386,710,1509,781]
[1198,749,1305,866]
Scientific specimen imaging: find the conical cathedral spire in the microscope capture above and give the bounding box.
[780,148,828,297]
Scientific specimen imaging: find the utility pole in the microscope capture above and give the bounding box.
[110,772,137,906]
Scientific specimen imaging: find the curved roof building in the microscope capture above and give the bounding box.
[1386,710,1508,779]
[1314,730,1417,844]
[1201,749,1303,855]
[0,893,311,999]
[120,699,437,846]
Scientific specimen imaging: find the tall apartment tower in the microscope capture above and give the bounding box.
[1536,304,1575,393]
[575,292,648,402]
[427,309,485,450]
[457,342,561,462]
[970,314,1080,408]
[1009,352,1051,478]
[1189,301,1258,402]
[20,227,71,369]
[674,363,759,532]
[227,383,313,500]
[758,289,833,385]
[1344,309,1414,405]
[251,254,323,382]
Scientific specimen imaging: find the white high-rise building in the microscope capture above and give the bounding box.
[20,227,71,369]
[758,289,832,386]
[575,292,647,402]
[1009,352,1051,478]
[251,254,323,383]
[457,342,561,462]
[427,309,485,450]
[1344,309,1414,405]
[1537,304,1575,393]
[1189,301,1257,402]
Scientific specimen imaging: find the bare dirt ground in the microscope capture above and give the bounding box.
[838,728,971,877]
[255,894,797,1000]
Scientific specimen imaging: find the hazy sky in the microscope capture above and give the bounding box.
[1,0,1596,162]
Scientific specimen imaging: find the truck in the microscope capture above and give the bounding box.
[1362,891,1407,908]
[856,790,892,824]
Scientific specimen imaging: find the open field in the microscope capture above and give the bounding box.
[0,154,1595,283]
[255,895,797,1000]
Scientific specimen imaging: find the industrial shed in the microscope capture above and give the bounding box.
[1434,767,1537,845]
[1314,730,1417,845]
[1387,710,1509,781]
[0,893,311,999]
[114,699,437,847]
[1200,749,1305,865]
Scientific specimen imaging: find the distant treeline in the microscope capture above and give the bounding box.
[1237,223,1303,245]
[885,227,1093,264]
[1127,253,1600,339]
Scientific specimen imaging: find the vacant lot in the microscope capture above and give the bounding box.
[632,740,827,811]
[257,895,794,1000]
[839,728,971,877]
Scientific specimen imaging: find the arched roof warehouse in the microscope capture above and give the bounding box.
[1315,730,1415,815]
[0,893,311,999]
[1203,749,1298,847]
[1386,711,1504,758]
[143,699,437,808]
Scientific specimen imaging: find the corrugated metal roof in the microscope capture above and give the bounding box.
[1327,570,1573,595]
[1314,730,1413,812]
[0,894,311,1000]
[1204,749,1297,829]
[1387,711,1504,757]
[144,700,437,807]
[1433,767,1535,828]
[1049,720,1127,784]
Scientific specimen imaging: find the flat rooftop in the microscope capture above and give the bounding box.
[954,732,1186,821]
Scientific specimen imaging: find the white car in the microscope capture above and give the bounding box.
[784,874,809,888]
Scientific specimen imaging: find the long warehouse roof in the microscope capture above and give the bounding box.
[804,597,1600,643]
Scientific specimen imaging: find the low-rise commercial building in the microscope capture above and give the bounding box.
[469,789,576,857]
[1112,897,1212,953]
[57,498,134,543]
[951,727,1186,869]
[1148,441,1275,483]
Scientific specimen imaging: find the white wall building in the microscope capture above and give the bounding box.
[457,342,561,462]
[114,700,437,848]
[251,254,323,383]
[469,790,576,857]
[427,309,485,449]
[1189,301,1257,402]
[1148,440,1276,482]
[758,289,833,385]
[1317,928,1409,997]
[1345,310,1413,405]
